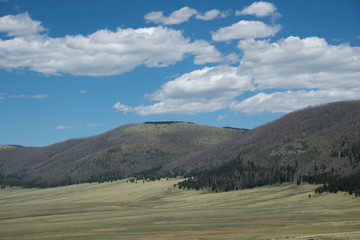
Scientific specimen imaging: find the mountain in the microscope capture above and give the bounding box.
[0,122,244,187]
[167,101,360,191]
[1,101,359,189]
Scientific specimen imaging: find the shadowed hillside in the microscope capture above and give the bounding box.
[166,101,360,191]
[1,101,359,189]
[0,122,244,187]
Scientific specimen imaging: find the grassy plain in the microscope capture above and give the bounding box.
[0,179,359,240]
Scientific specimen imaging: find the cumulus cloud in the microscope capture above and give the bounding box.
[149,65,253,101]
[195,9,229,21]
[144,6,197,25]
[228,36,360,114]
[114,65,254,115]
[224,52,240,64]
[188,40,223,64]
[0,13,222,76]
[145,7,230,24]
[211,20,281,41]
[115,36,360,116]
[113,102,134,114]
[237,36,360,90]
[0,12,46,37]
[235,1,277,17]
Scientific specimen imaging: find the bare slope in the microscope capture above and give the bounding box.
[0,122,244,187]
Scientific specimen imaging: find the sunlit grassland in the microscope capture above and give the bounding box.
[118,123,240,148]
[1,179,360,240]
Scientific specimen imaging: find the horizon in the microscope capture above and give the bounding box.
[1,100,357,148]
[1,0,359,146]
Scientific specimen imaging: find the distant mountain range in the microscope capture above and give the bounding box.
[1,101,359,189]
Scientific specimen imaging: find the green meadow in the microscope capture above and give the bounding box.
[1,179,360,240]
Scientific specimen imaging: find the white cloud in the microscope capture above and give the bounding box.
[56,125,74,130]
[114,65,254,115]
[235,1,277,17]
[211,20,281,41]
[0,12,46,38]
[220,10,232,18]
[0,93,6,100]
[144,6,197,25]
[79,89,87,94]
[231,36,360,114]
[237,36,360,90]
[145,7,230,24]
[132,99,228,116]
[224,52,240,64]
[115,36,360,116]
[230,89,360,114]
[113,102,134,114]
[0,13,223,76]
[195,9,223,21]
[188,40,223,65]
[149,65,253,101]
[8,94,48,99]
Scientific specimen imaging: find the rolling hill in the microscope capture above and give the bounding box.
[0,122,244,187]
[1,101,359,189]
[165,101,360,191]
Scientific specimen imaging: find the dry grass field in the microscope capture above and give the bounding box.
[0,179,360,240]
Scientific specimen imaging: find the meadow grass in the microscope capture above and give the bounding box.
[0,179,360,240]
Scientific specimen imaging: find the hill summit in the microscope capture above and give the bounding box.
[1,101,359,189]
[169,101,360,191]
[0,122,244,187]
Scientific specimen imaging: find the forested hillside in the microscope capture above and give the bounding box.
[0,122,243,187]
[171,101,360,192]
[1,101,359,191]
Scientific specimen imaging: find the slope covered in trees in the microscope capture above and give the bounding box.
[1,101,359,191]
[172,101,360,192]
[0,122,243,187]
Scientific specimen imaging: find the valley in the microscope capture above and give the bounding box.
[1,101,360,239]
[1,179,360,240]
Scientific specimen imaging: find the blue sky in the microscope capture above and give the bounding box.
[0,0,359,147]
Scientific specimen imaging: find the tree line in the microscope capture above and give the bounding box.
[177,156,296,192]
[312,172,360,196]
[176,155,360,196]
